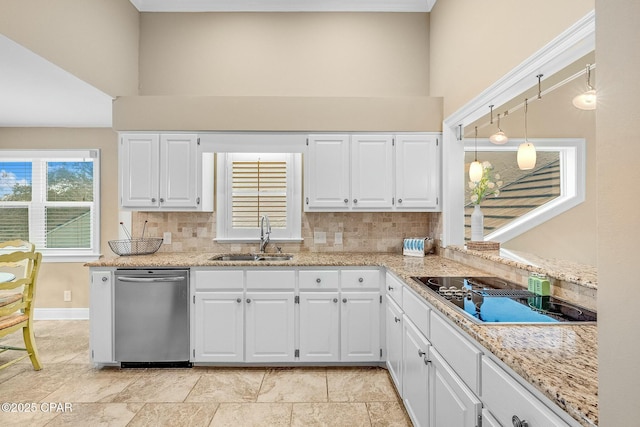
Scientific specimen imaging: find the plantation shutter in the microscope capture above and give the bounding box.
[232,159,287,229]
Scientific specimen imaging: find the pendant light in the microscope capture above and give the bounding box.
[490,112,508,145]
[469,126,483,182]
[572,64,596,110]
[517,98,536,170]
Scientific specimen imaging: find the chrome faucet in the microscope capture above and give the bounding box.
[259,215,271,253]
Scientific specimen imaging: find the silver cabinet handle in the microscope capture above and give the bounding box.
[512,416,529,427]
[418,349,426,357]
[344,198,349,204]
[236,298,242,303]
[423,357,431,365]
[342,298,347,303]
[358,277,364,283]
[246,298,252,303]
[394,317,401,323]
[398,198,403,203]
[388,286,393,291]
[316,278,321,283]
[333,298,338,303]
[151,198,156,202]
[160,198,165,203]
[353,199,358,204]
[101,276,108,282]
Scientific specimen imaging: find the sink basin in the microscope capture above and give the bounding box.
[208,253,293,261]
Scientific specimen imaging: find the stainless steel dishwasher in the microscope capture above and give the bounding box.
[114,269,190,366]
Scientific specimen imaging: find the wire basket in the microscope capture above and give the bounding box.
[108,238,163,256]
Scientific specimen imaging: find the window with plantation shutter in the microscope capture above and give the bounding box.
[0,150,100,261]
[217,152,302,241]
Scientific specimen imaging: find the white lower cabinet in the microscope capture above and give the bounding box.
[245,292,296,363]
[90,270,115,364]
[385,295,403,391]
[482,357,574,427]
[402,317,430,427]
[298,292,340,362]
[430,347,482,427]
[341,291,381,362]
[193,292,244,362]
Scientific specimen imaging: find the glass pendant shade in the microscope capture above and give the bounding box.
[489,131,508,145]
[572,89,597,110]
[469,160,483,182]
[517,142,536,170]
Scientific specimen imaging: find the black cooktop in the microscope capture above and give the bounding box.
[411,276,596,324]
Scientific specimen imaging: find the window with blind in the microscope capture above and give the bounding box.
[0,150,100,261]
[217,152,301,241]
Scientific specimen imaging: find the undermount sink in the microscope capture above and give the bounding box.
[208,253,293,262]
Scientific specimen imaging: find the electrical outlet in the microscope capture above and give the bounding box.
[163,232,172,244]
[63,290,71,302]
[335,232,343,245]
[314,231,326,244]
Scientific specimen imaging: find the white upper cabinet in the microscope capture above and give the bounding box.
[304,134,351,209]
[120,133,213,211]
[305,133,440,212]
[395,134,440,210]
[351,135,394,209]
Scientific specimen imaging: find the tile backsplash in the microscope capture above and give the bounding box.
[133,211,441,254]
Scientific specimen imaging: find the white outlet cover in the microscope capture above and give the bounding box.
[163,232,172,244]
[335,232,343,245]
[314,231,326,244]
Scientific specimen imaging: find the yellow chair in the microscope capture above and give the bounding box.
[0,240,36,276]
[0,250,42,370]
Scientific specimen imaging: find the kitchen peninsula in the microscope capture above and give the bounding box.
[86,252,597,427]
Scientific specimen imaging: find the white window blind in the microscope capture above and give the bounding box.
[232,159,287,229]
[216,152,302,241]
[0,150,100,261]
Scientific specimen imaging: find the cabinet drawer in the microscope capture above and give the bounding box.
[299,270,339,290]
[341,269,380,290]
[385,272,403,306]
[430,312,481,393]
[194,270,243,290]
[402,286,429,338]
[246,270,295,290]
[482,357,572,427]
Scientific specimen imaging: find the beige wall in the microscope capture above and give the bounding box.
[595,1,640,425]
[429,0,594,117]
[139,12,430,97]
[0,0,139,96]
[0,128,119,308]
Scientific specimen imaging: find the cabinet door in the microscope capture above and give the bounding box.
[395,134,440,210]
[351,135,394,209]
[299,292,340,362]
[90,270,114,364]
[385,295,404,393]
[193,292,244,362]
[245,292,295,362]
[402,318,430,427]
[340,291,380,362]
[159,134,199,209]
[120,134,160,208]
[305,134,350,209]
[430,348,482,427]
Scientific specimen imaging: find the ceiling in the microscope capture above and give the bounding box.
[129,0,437,13]
[0,1,436,128]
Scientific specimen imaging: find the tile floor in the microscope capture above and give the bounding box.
[0,321,412,426]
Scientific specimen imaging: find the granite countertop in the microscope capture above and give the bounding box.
[86,252,597,427]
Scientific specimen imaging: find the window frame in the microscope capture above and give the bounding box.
[215,152,302,243]
[0,149,101,262]
[463,138,585,243]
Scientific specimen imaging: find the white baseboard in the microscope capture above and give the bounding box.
[34,308,90,320]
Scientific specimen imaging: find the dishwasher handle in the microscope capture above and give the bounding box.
[117,276,185,283]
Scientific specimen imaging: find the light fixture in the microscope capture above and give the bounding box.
[517,98,536,170]
[469,126,483,182]
[489,106,508,145]
[573,64,596,110]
